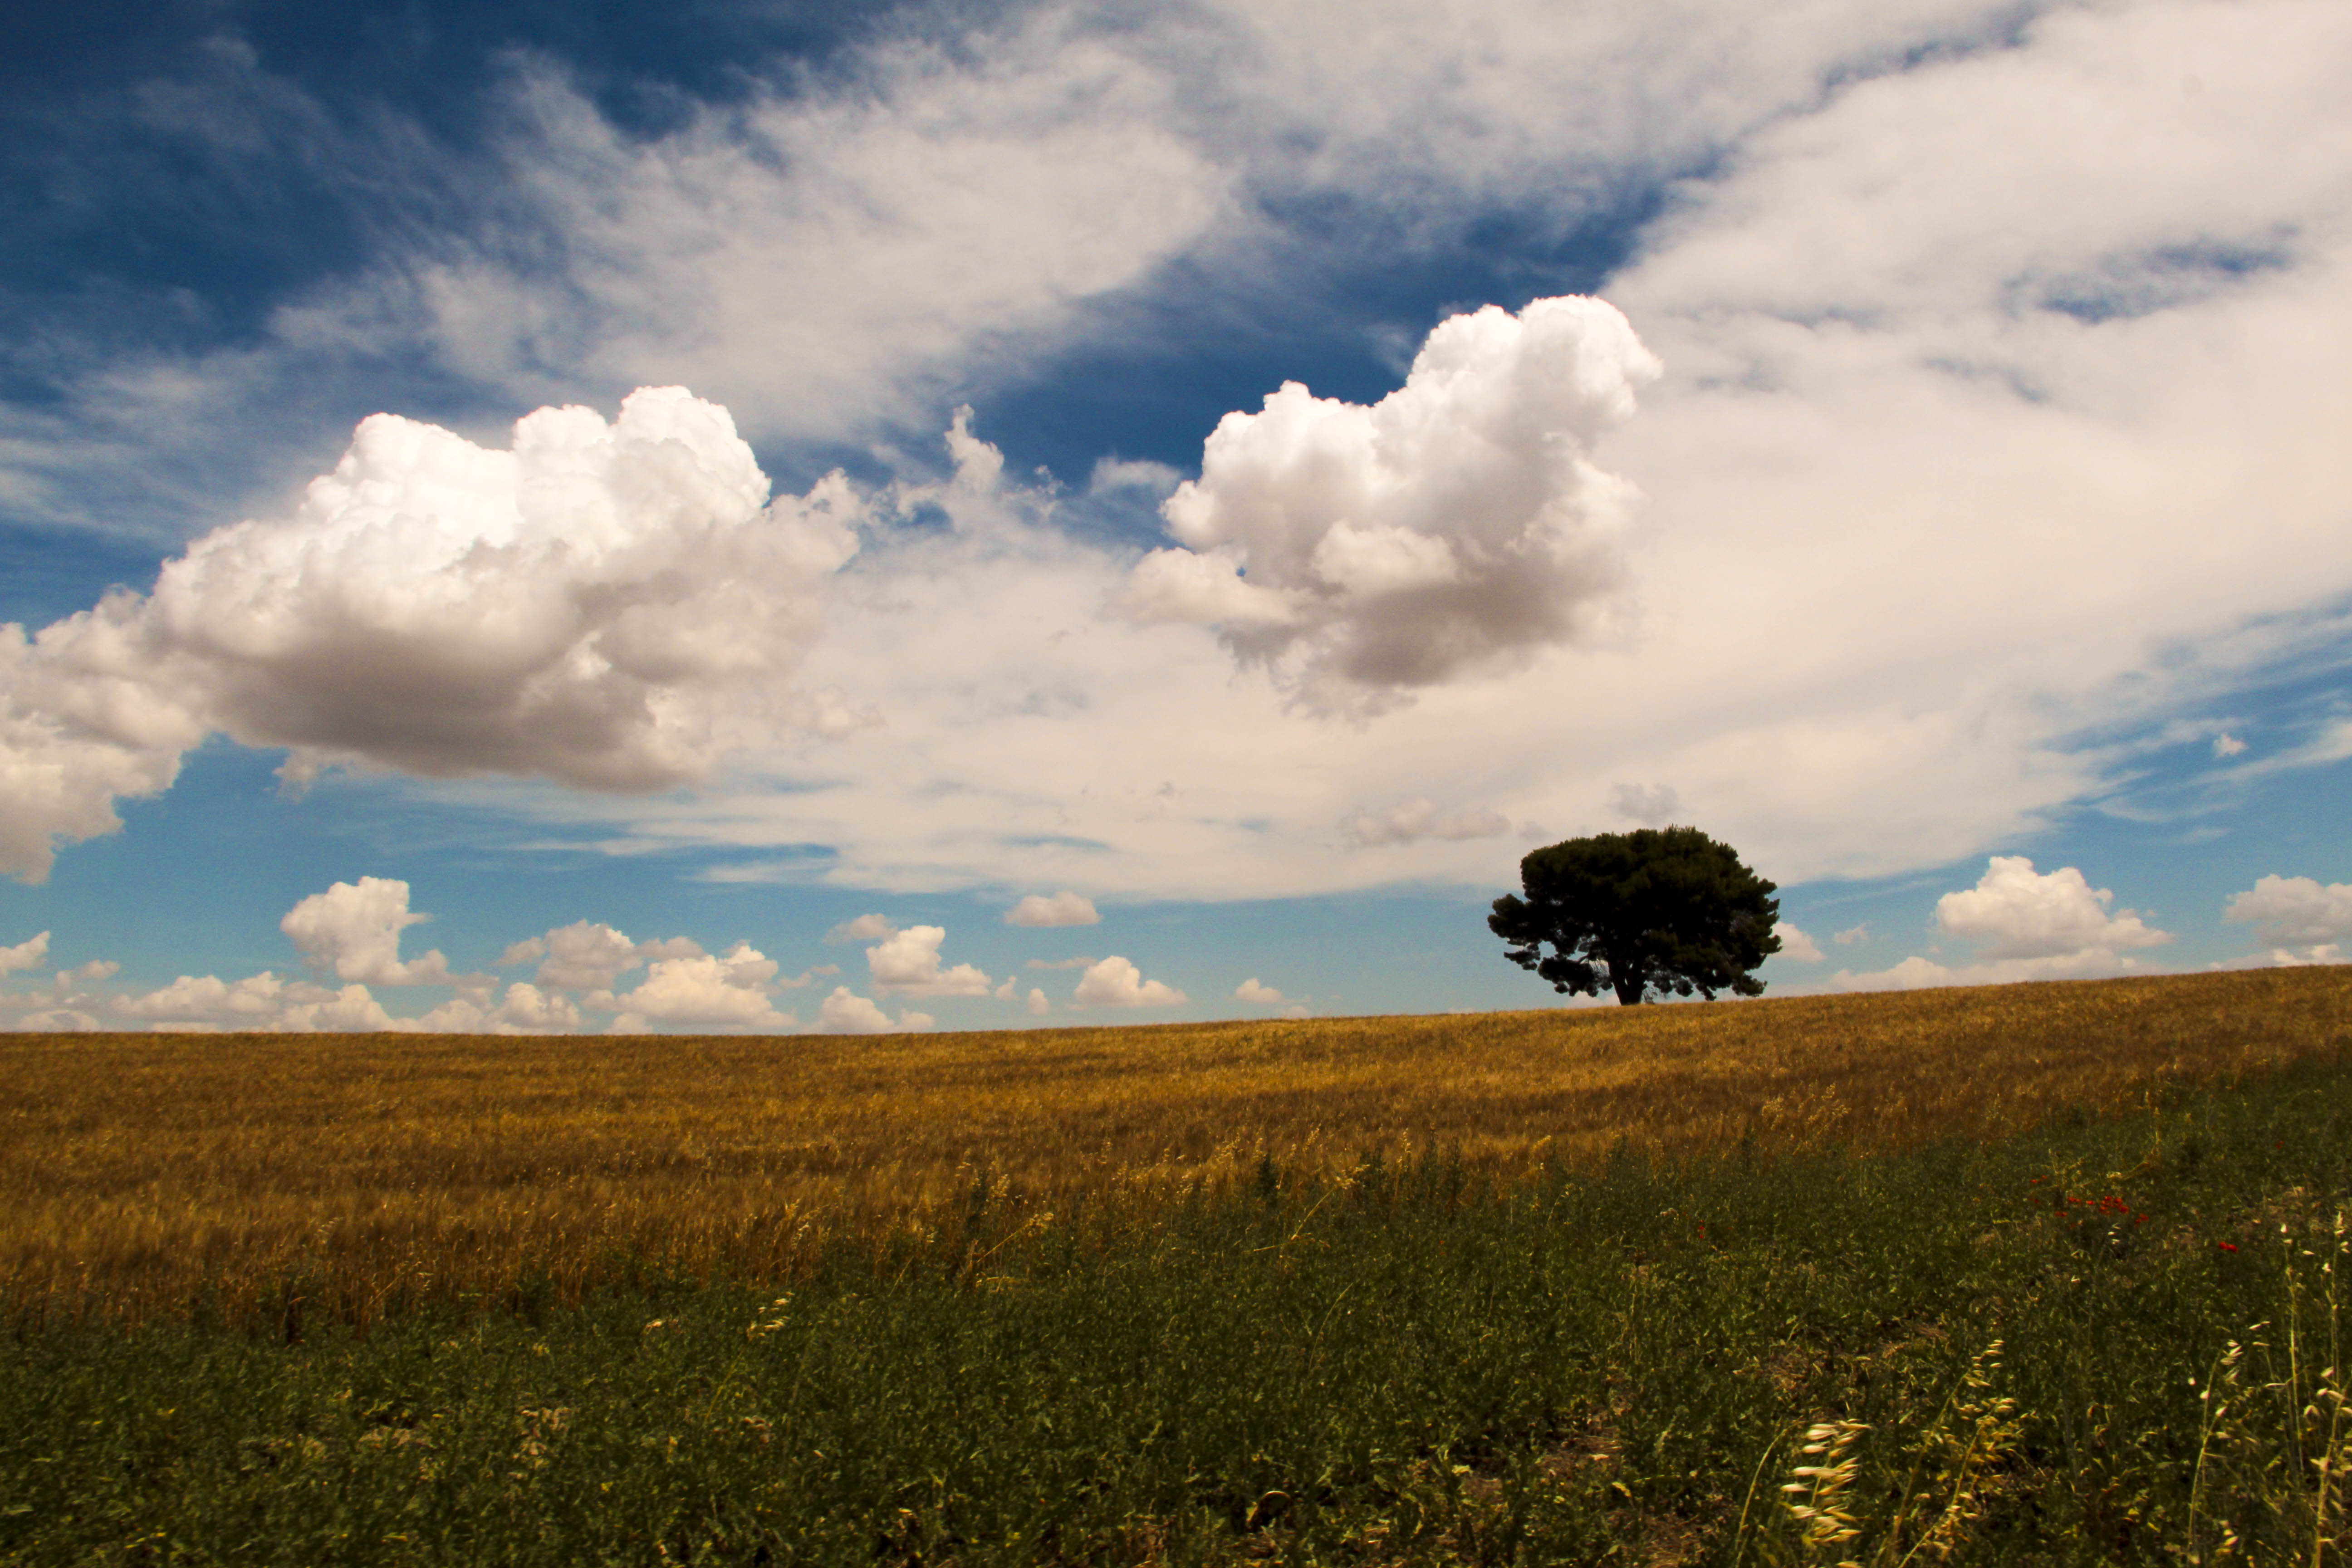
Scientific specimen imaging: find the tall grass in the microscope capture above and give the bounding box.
[5,967,2349,1329]
[5,1043,2352,1564]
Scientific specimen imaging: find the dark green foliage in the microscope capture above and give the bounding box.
[7,1057,2352,1564]
[1491,825,1783,1003]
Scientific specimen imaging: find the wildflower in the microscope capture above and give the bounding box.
[2218,1242,2239,1254]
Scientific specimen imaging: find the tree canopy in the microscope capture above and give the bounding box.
[1489,826,1780,1004]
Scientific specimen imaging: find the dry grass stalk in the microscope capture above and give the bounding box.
[3,965,2347,1327]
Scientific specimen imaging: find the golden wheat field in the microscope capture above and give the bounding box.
[5,965,2348,1326]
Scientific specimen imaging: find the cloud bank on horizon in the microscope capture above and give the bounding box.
[0,875,1200,1033]
[2,0,2350,1023]
[0,858,2334,1032]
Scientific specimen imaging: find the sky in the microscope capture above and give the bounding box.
[2,0,2349,1035]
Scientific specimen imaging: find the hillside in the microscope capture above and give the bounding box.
[5,966,2348,1327]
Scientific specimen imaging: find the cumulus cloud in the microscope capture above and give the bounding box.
[0,388,863,881]
[1932,857,2170,962]
[1833,925,1870,946]
[1119,296,1659,708]
[280,877,455,985]
[491,982,583,1032]
[1774,924,1824,963]
[0,931,49,976]
[0,945,117,1031]
[1004,891,1101,927]
[0,603,212,883]
[112,971,399,1032]
[1235,976,1311,1019]
[1825,858,2172,992]
[1072,955,1186,1007]
[89,959,595,1034]
[826,914,899,944]
[865,925,994,996]
[602,942,790,1030]
[813,986,933,1034]
[1340,798,1513,848]
[499,920,694,993]
[1025,987,1051,1015]
[14,0,2352,923]
[2224,874,2352,959]
[0,921,404,1034]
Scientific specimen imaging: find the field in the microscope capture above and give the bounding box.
[6,966,2350,1330]
[6,967,2352,1564]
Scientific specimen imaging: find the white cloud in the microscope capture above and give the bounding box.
[2225,874,2352,952]
[865,924,994,996]
[1026,987,1051,1016]
[604,942,790,1030]
[1824,948,2162,993]
[0,388,863,881]
[114,971,286,1023]
[1087,458,1183,497]
[0,951,118,1030]
[0,931,49,976]
[1340,798,1512,848]
[12,0,2352,922]
[813,985,932,1034]
[1120,296,1659,710]
[111,971,399,1032]
[15,1010,101,1032]
[1233,976,1308,1016]
[279,877,456,986]
[1073,955,1186,1007]
[1774,924,1824,963]
[825,914,899,944]
[500,920,681,993]
[0,601,211,883]
[398,41,1228,446]
[1823,857,2172,992]
[494,982,583,1032]
[1609,784,1681,827]
[1004,891,1101,927]
[1933,856,2170,962]
[2213,733,2248,758]
[1833,924,1870,946]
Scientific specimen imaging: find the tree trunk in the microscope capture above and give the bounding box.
[1611,967,1645,1005]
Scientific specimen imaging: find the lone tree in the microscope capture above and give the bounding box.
[1490,826,1781,1004]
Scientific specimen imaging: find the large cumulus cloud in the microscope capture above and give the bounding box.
[2224,874,2352,963]
[1120,296,1659,708]
[1826,858,2173,990]
[280,877,456,985]
[0,387,862,881]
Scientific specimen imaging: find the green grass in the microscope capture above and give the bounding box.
[7,1053,2351,1565]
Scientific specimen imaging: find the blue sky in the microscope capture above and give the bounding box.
[3,0,2348,1033]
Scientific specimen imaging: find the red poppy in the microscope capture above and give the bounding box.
[2218,1241,2239,1253]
